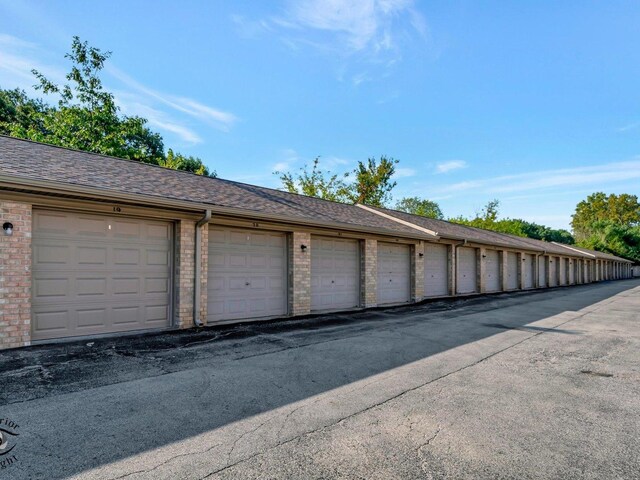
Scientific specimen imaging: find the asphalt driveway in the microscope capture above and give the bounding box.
[1,280,639,479]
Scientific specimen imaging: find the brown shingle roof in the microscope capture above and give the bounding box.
[0,135,633,263]
[551,243,631,262]
[0,135,429,238]
[363,205,591,256]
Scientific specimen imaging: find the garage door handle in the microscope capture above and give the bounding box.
[331,280,335,283]
[245,282,250,286]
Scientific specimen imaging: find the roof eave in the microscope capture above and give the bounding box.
[0,175,435,241]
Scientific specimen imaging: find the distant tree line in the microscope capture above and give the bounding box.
[0,36,214,176]
[276,158,640,262]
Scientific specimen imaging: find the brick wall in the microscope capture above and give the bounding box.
[361,239,377,307]
[174,220,195,329]
[478,247,487,293]
[447,244,456,295]
[411,243,424,301]
[0,201,32,349]
[199,225,208,324]
[289,232,311,316]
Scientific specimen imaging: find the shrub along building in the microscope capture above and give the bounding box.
[0,135,634,350]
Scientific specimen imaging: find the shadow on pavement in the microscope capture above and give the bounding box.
[1,279,638,478]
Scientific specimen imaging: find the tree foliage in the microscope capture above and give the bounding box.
[276,155,399,206]
[0,36,214,176]
[571,192,640,241]
[395,197,443,219]
[450,199,575,244]
[276,157,351,202]
[578,221,640,262]
[350,156,398,206]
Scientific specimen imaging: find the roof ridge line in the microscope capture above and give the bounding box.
[356,204,439,238]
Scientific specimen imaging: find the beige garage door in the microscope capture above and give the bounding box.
[524,254,535,289]
[538,256,547,288]
[207,227,287,323]
[424,243,449,298]
[32,210,172,341]
[485,250,501,293]
[456,247,477,294]
[377,242,411,305]
[311,236,360,312]
[506,252,519,290]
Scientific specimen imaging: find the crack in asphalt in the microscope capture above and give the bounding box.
[108,442,224,480]
[198,311,587,479]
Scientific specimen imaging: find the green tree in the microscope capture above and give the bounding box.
[21,36,165,163]
[395,197,443,219]
[0,88,48,136]
[158,149,216,177]
[349,156,398,206]
[579,221,640,262]
[571,192,640,241]
[450,199,575,244]
[1,36,213,176]
[275,155,400,206]
[276,157,351,202]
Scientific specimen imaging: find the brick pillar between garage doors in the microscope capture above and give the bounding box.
[289,232,311,316]
[175,220,196,329]
[361,239,377,307]
[0,201,32,349]
[411,242,424,301]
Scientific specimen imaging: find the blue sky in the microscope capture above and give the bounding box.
[1,1,639,230]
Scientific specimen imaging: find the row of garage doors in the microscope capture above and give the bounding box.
[32,212,415,340]
[30,210,583,341]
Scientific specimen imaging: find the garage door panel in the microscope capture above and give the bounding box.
[77,308,106,328]
[425,243,449,297]
[34,244,70,265]
[524,254,535,289]
[33,277,69,299]
[34,211,68,232]
[506,252,518,290]
[78,278,109,296]
[145,277,170,294]
[113,220,141,238]
[112,306,140,325]
[538,257,547,287]
[32,210,173,341]
[33,310,69,332]
[311,236,360,311]
[457,247,477,294]
[208,227,287,323]
[377,242,411,305]
[75,216,108,236]
[113,248,139,266]
[485,250,501,292]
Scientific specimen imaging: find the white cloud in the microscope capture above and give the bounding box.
[435,160,468,174]
[433,159,640,196]
[618,121,640,132]
[264,0,427,66]
[107,66,238,131]
[115,93,202,144]
[393,167,416,178]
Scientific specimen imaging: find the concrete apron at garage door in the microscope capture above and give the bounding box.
[31,209,173,341]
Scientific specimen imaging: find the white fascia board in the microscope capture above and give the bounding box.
[551,242,596,258]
